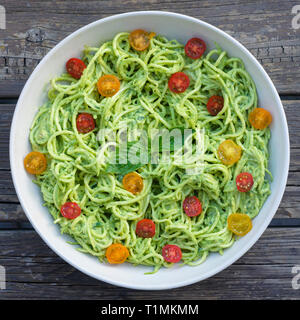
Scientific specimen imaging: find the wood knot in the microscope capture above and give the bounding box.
[26,28,45,43]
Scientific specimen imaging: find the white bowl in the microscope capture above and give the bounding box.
[10,11,290,290]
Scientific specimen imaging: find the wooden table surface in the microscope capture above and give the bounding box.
[0,0,300,300]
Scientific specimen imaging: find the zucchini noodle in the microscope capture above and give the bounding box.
[29,32,271,273]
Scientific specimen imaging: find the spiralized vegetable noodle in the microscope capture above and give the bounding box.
[29,32,271,273]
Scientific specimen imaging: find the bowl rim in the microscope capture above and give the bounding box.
[9,10,290,290]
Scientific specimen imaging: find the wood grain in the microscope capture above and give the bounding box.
[0,228,299,299]
[0,0,300,95]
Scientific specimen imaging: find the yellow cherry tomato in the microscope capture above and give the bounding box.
[227,213,252,236]
[217,140,242,165]
[105,243,129,264]
[97,74,120,97]
[249,108,272,130]
[129,29,155,51]
[122,172,144,195]
[24,151,47,175]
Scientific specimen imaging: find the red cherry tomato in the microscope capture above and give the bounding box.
[183,196,202,217]
[136,219,156,238]
[162,244,182,263]
[168,72,190,93]
[236,172,254,192]
[60,202,81,220]
[66,58,86,79]
[207,95,224,116]
[185,38,206,59]
[76,113,95,134]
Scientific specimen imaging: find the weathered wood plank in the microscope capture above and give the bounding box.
[0,228,299,299]
[0,0,300,95]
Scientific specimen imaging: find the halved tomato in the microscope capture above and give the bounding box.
[66,58,86,79]
[185,38,206,59]
[129,29,155,51]
[162,244,182,263]
[183,196,202,217]
[207,95,224,116]
[217,140,242,165]
[122,172,144,194]
[168,72,190,93]
[236,172,254,192]
[227,213,252,236]
[97,75,120,97]
[24,151,47,175]
[76,113,95,133]
[249,108,272,130]
[105,243,129,264]
[136,219,155,238]
[60,202,81,220]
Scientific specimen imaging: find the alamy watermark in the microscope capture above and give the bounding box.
[0,5,5,30]
[0,265,5,290]
[96,127,205,175]
[292,5,300,29]
[291,265,300,290]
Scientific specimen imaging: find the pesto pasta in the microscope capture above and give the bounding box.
[29,32,271,273]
